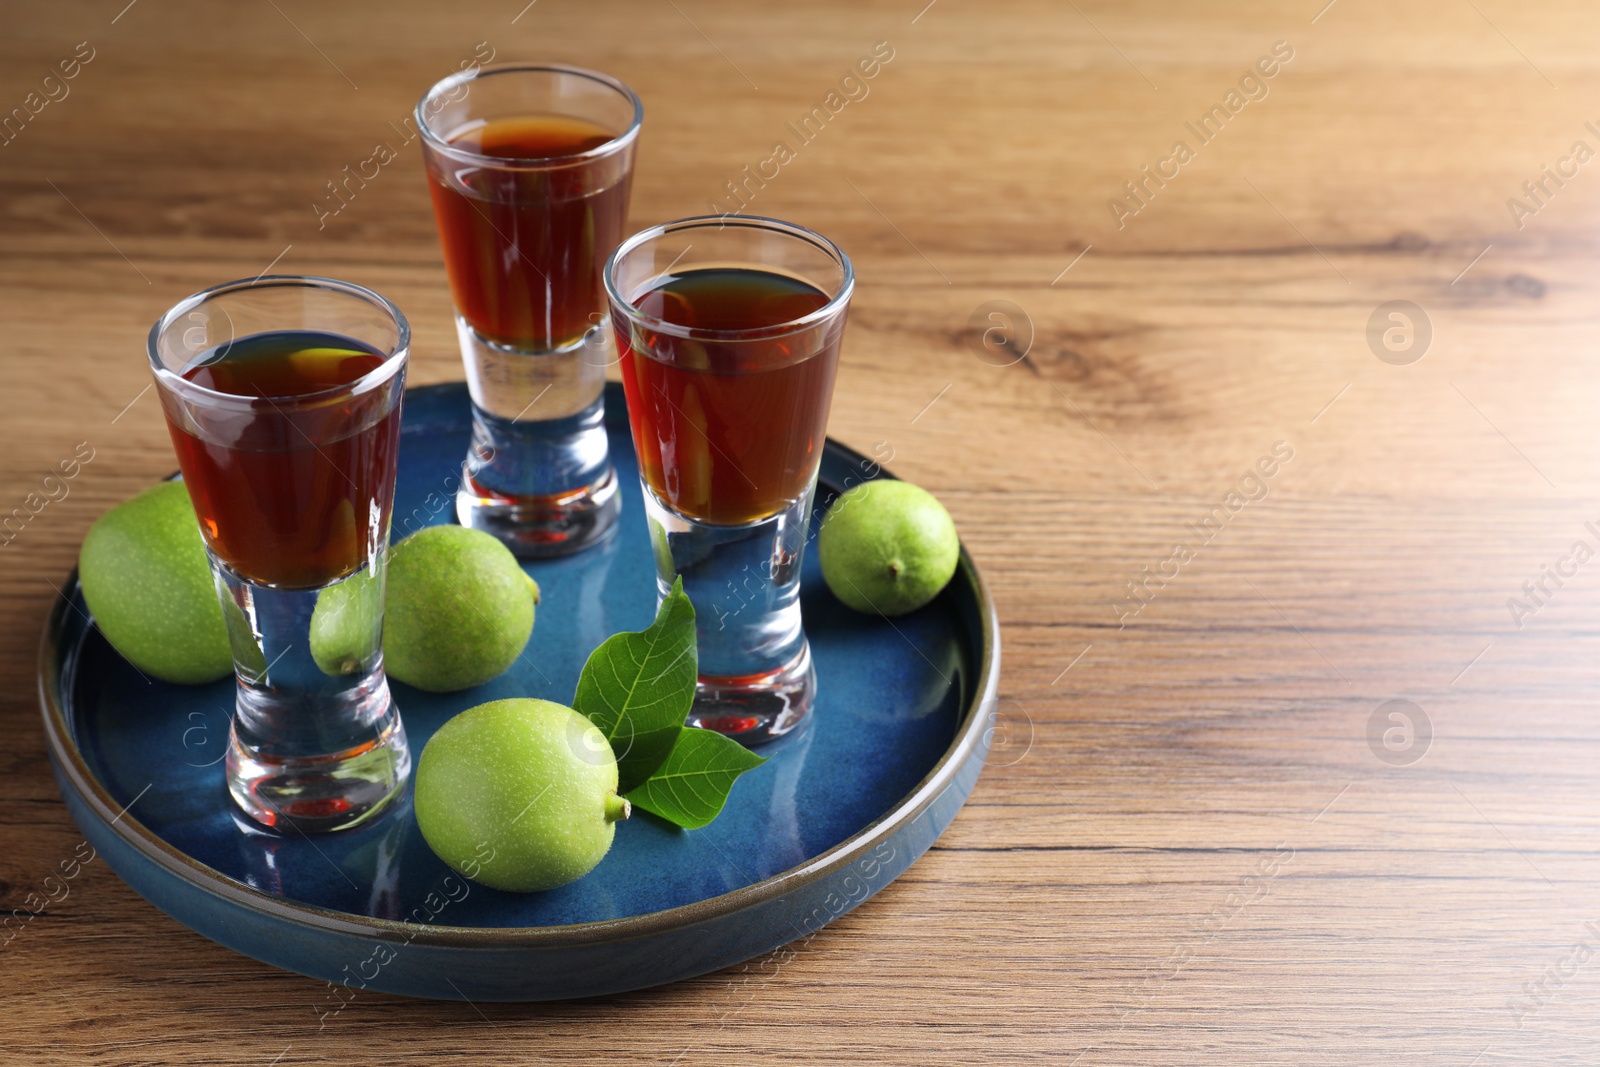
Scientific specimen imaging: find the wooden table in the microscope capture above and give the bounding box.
[4,1,1598,1062]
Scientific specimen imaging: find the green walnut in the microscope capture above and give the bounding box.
[818,480,960,617]
[414,698,630,892]
[78,481,232,684]
[381,525,537,692]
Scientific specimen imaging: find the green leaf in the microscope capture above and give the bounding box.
[572,577,697,792]
[624,727,766,830]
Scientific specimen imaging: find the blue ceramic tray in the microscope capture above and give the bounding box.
[38,382,999,1002]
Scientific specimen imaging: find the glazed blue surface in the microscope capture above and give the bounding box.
[58,385,979,956]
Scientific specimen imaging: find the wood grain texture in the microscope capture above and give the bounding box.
[4,0,1600,1063]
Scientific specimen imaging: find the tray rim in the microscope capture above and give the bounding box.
[38,395,1000,951]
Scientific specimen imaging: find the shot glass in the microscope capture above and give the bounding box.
[417,62,641,557]
[605,216,854,743]
[148,277,411,833]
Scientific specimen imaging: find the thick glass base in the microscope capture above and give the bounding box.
[688,642,815,744]
[456,463,620,559]
[454,315,619,558]
[641,485,818,746]
[214,560,411,834]
[227,696,410,833]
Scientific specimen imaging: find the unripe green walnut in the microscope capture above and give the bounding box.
[78,481,232,684]
[381,525,537,692]
[414,699,629,892]
[818,480,959,616]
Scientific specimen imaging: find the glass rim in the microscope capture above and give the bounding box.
[146,275,411,408]
[415,62,643,169]
[603,215,855,342]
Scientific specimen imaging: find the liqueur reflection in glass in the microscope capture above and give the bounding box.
[605,217,854,743]
[417,63,641,557]
[148,277,411,832]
